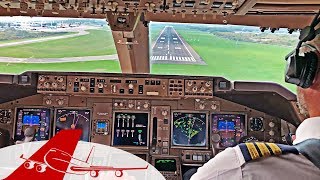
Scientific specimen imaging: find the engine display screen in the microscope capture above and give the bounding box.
[212,114,246,147]
[172,112,207,147]
[23,115,40,125]
[155,159,177,172]
[15,108,51,141]
[55,109,91,141]
[112,112,149,147]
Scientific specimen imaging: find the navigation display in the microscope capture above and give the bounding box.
[212,114,246,147]
[172,112,207,147]
[155,159,177,172]
[15,108,51,141]
[112,112,149,147]
[55,109,91,141]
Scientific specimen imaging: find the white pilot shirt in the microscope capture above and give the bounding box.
[190,117,320,180]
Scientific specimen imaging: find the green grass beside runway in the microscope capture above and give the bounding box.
[0,60,121,74]
[0,32,76,44]
[0,29,116,58]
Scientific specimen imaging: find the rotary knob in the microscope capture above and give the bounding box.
[162,110,168,116]
[211,104,217,110]
[39,76,45,82]
[269,130,275,136]
[80,86,87,91]
[128,83,134,89]
[119,102,123,107]
[114,103,118,107]
[52,82,58,88]
[57,99,64,106]
[269,122,275,128]
[187,81,193,86]
[205,81,211,87]
[200,86,206,92]
[98,83,104,88]
[128,103,134,109]
[199,104,205,109]
[45,99,52,105]
[143,103,149,109]
[192,86,198,92]
[44,82,50,88]
[57,76,64,82]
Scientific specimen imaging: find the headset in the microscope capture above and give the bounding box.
[285,11,320,88]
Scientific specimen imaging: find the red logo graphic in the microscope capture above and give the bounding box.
[4,129,148,179]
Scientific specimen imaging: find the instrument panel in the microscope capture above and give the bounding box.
[0,72,297,179]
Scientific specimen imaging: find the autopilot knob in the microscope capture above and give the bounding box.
[57,99,64,106]
[98,83,104,88]
[44,82,50,88]
[211,104,217,110]
[57,76,64,82]
[192,86,198,92]
[38,76,45,82]
[52,82,58,88]
[45,99,52,105]
[162,110,168,116]
[143,103,149,109]
[128,103,134,109]
[80,86,87,91]
[200,86,206,92]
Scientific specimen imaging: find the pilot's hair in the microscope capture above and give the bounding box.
[0,128,11,148]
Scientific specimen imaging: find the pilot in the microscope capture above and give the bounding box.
[190,28,320,179]
[0,128,12,148]
[15,126,37,144]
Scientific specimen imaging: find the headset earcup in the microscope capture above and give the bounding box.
[300,52,318,88]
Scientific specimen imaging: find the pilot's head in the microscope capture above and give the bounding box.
[297,26,320,118]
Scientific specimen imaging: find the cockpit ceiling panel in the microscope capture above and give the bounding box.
[0,0,319,28]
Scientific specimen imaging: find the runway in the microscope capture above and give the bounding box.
[151,26,205,65]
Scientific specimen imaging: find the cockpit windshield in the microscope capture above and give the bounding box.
[0,17,298,91]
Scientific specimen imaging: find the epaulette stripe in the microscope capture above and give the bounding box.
[255,142,271,157]
[239,143,252,162]
[265,143,275,155]
[245,143,260,161]
[266,143,282,155]
[253,142,263,158]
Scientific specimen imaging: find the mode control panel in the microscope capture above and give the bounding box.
[150,106,171,155]
[65,76,168,96]
[181,150,212,163]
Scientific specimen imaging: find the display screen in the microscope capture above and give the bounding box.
[172,112,207,147]
[212,114,246,147]
[155,159,177,172]
[113,112,149,147]
[15,108,51,141]
[55,109,91,141]
[96,121,108,134]
[22,115,40,125]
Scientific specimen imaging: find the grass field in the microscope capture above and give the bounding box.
[0,32,75,44]
[0,29,116,58]
[0,60,121,74]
